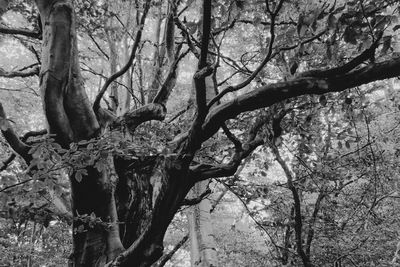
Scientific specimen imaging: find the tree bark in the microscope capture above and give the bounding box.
[106,19,120,113]
[187,181,218,267]
[35,1,124,265]
[147,1,164,103]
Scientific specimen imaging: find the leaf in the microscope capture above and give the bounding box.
[343,26,357,45]
[327,14,337,30]
[78,140,88,145]
[0,0,8,11]
[74,169,87,182]
[338,141,343,149]
[393,25,400,31]
[297,14,306,35]
[374,15,389,31]
[346,0,358,6]
[254,16,262,26]
[319,95,327,106]
[75,172,82,182]
[298,44,305,56]
[345,141,351,149]
[94,161,105,172]
[381,36,392,55]
[77,225,85,233]
[290,61,298,75]
[0,118,8,131]
[326,43,332,60]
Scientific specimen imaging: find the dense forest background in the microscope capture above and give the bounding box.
[1,0,400,266]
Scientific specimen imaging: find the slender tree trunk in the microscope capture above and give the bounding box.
[120,34,132,115]
[106,20,120,113]
[187,23,218,263]
[187,181,218,267]
[147,1,165,103]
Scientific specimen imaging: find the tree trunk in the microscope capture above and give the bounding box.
[187,26,218,263]
[106,19,120,113]
[120,33,132,115]
[187,181,218,267]
[147,1,165,103]
[112,155,195,266]
[34,1,195,265]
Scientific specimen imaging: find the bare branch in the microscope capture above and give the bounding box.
[155,235,189,267]
[0,178,33,193]
[207,1,283,109]
[201,56,400,143]
[0,65,39,78]
[175,18,200,58]
[269,142,311,266]
[86,32,109,60]
[93,0,151,113]
[181,188,211,206]
[152,48,189,105]
[0,25,41,39]
[0,102,32,163]
[194,0,212,117]
[0,153,16,171]
[221,123,241,149]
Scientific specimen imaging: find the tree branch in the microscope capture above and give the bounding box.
[299,32,382,78]
[201,56,400,143]
[152,48,189,105]
[208,27,326,109]
[154,235,189,267]
[175,17,200,58]
[181,188,211,206]
[0,65,39,78]
[178,0,213,155]
[194,0,212,119]
[93,0,151,113]
[269,142,310,266]
[0,25,41,39]
[21,129,47,142]
[0,153,16,171]
[190,138,263,182]
[0,103,32,163]
[0,129,46,172]
[87,32,109,60]
[112,103,166,134]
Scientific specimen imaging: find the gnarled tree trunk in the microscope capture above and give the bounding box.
[34,1,193,266]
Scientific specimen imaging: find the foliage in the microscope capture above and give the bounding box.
[1,0,400,266]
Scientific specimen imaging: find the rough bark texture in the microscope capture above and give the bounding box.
[110,154,195,266]
[35,1,124,265]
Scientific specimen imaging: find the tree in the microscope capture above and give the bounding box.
[1,0,400,266]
